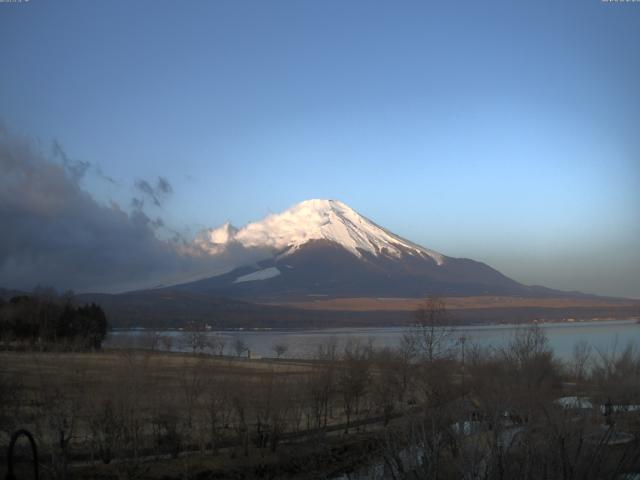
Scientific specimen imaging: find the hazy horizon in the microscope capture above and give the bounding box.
[1,1,639,298]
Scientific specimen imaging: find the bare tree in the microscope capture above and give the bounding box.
[143,330,162,351]
[406,296,455,362]
[271,340,289,359]
[87,398,123,465]
[379,402,459,479]
[570,339,593,382]
[204,374,234,455]
[160,334,173,352]
[181,323,210,354]
[592,342,640,406]
[304,338,339,430]
[113,350,153,478]
[370,348,402,425]
[394,334,417,404]
[179,358,206,428]
[253,372,284,450]
[339,339,372,433]
[0,372,26,446]
[31,352,87,480]
[211,334,227,356]
[229,380,251,457]
[150,399,183,459]
[504,324,560,394]
[233,337,248,358]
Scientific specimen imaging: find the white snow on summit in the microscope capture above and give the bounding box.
[196,199,445,265]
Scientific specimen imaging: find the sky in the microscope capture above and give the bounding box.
[0,0,639,297]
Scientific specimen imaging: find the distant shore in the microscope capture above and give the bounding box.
[109,315,640,333]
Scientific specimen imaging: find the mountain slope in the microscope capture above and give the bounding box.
[175,239,543,298]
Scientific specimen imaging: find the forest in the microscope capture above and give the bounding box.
[0,289,109,351]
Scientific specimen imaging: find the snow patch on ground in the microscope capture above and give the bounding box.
[233,267,281,283]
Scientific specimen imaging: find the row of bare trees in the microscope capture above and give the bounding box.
[138,326,289,359]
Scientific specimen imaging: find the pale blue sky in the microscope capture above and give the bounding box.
[1,0,639,297]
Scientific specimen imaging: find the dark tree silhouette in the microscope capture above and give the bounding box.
[0,292,109,350]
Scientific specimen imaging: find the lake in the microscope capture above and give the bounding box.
[106,319,640,361]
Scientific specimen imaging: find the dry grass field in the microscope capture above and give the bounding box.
[1,349,315,419]
[1,350,329,479]
[264,295,639,312]
[3,327,640,479]
[2,346,414,479]
[1,349,312,385]
[1,349,316,436]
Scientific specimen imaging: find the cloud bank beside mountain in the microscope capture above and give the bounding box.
[0,127,268,293]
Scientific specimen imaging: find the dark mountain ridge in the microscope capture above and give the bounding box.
[169,239,589,300]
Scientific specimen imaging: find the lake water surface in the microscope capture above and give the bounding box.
[107,319,640,360]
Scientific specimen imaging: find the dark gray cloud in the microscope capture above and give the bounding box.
[52,138,117,186]
[52,140,91,181]
[131,197,145,210]
[95,164,116,184]
[134,177,173,207]
[0,129,254,293]
[157,176,172,195]
[151,216,165,229]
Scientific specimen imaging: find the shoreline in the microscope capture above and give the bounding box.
[108,316,640,334]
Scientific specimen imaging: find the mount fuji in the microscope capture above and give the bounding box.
[169,199,560,299]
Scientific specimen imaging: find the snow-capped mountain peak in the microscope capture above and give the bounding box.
[196,199,444,265]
